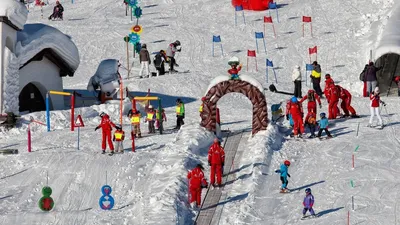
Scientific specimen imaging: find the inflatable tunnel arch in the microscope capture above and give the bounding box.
[232,0,273,11]
[200,75,268,135]
[374,4,400,96]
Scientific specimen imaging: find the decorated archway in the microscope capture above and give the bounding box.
[200,78,268,135]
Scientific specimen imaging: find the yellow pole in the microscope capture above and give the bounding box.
[134,96,159,101]
[49,91,71,96]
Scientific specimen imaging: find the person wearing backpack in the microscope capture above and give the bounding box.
[153,50,167,76]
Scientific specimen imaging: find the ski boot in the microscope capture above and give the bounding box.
[102,150,106,154]
[109,151,114,156]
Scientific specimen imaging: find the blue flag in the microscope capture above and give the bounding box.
[266,59,274,67]
[255,32,264,39]
[213,35,221,43]
[306,64,313,71]
[235,5,243,11]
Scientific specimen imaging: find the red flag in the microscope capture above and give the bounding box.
[302,16,312,23]
[247,50,256,57]
[309,46,317,55]
[264,16,273,23]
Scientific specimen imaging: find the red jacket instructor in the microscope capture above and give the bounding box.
[208,138,225,188]
[95,112,116,153]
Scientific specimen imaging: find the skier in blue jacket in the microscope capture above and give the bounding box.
[275,160,291,193]
[317,112,332,138]
[303,188,317,218]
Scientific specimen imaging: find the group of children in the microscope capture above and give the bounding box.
[275,160,317,219]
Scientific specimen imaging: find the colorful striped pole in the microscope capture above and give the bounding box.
[46,93,50,132]
[28,124,31,153]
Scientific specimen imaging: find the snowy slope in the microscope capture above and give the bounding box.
[0,0,399,224]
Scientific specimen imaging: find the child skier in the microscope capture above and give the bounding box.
[227,57,242,80]
[305,111,317,138]
[187,164,208,209]
[113,125,125,154]
[275,160,291,193]
[146,105,156,134]
[302,188,317,219]
[95,112,116,154]
[155,108,167,130]
[368,87,385,129]
[317,112,333,138]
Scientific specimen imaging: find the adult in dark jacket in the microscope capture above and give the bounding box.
[48,1,64,20]
[153,50,167,76]
[310,61,323,97]
[139,44,151,78]
[364,61,383,96]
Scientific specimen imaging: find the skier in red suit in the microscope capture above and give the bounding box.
[208,138,225,188]
[324,74,334,98]
[187,164,208,208]
[336,85,359,118]
[326,84,340,119]
[299,89,321,117]
[286,97,305,137]
[95,112,116,154]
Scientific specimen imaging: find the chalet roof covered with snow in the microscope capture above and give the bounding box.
[375,4,400,60]
[0,0,28,30]
[16,23,80,76]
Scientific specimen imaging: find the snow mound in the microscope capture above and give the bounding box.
[16,23,80,73]
[374,4,400,59]
[87,59,120,92]
[0,0,28,30]
[3,48,19,114]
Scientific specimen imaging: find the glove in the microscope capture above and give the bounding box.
[95,127,99,131]
[309,204,313,208]
[239,63,243,67]
[113,137,115,141]
[286,115,289,120]
[275,169,280,173]
[208,161,211,166]
[222,163,225,167]
[319,104,322,109]
[288,174,291,178]
[301,113,304,118]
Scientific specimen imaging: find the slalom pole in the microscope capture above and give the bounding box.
[46,93,50,132]
[28,124,31,153]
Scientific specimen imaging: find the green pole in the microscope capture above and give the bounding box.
[354,145,359,152]
[350,180,354,188]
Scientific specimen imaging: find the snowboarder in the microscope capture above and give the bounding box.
[368,87,385,128]
[208,138,225,188]
[304,111,317,138]
[48,1,64,20]
[300,89,321,115]
[153,50,167,76]
[275,160,291,193]
[326,82,340,119]
[113,125,125,153]
[337,85,359,118]
[155,108,167,130]
[166,40,181,73]
[302,188,317,218]
[317,112,332,138]
[364,61,383,96]
[187,164,208,209]
[128,108,142,139]
[227,57,242,80]
[175,98,185,130]
[310,61,323,97]
[95,112,116,154]
[292,65,302,98]
[146,105,156,134]
[139,44,151,78]
[286,97,305,138]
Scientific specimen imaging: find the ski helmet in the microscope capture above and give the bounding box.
[196,163,204,170]
[228,56,240,66]
[99,112,106,117]
[305,188,311,193]
[142,43,147,48]
[325,74,331,79]
[307,89,315,94]
[175,40,181,46]
[291,97,298,103]
[320,112,326,118]
[115,124,122,130]
[284,160,291,166]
